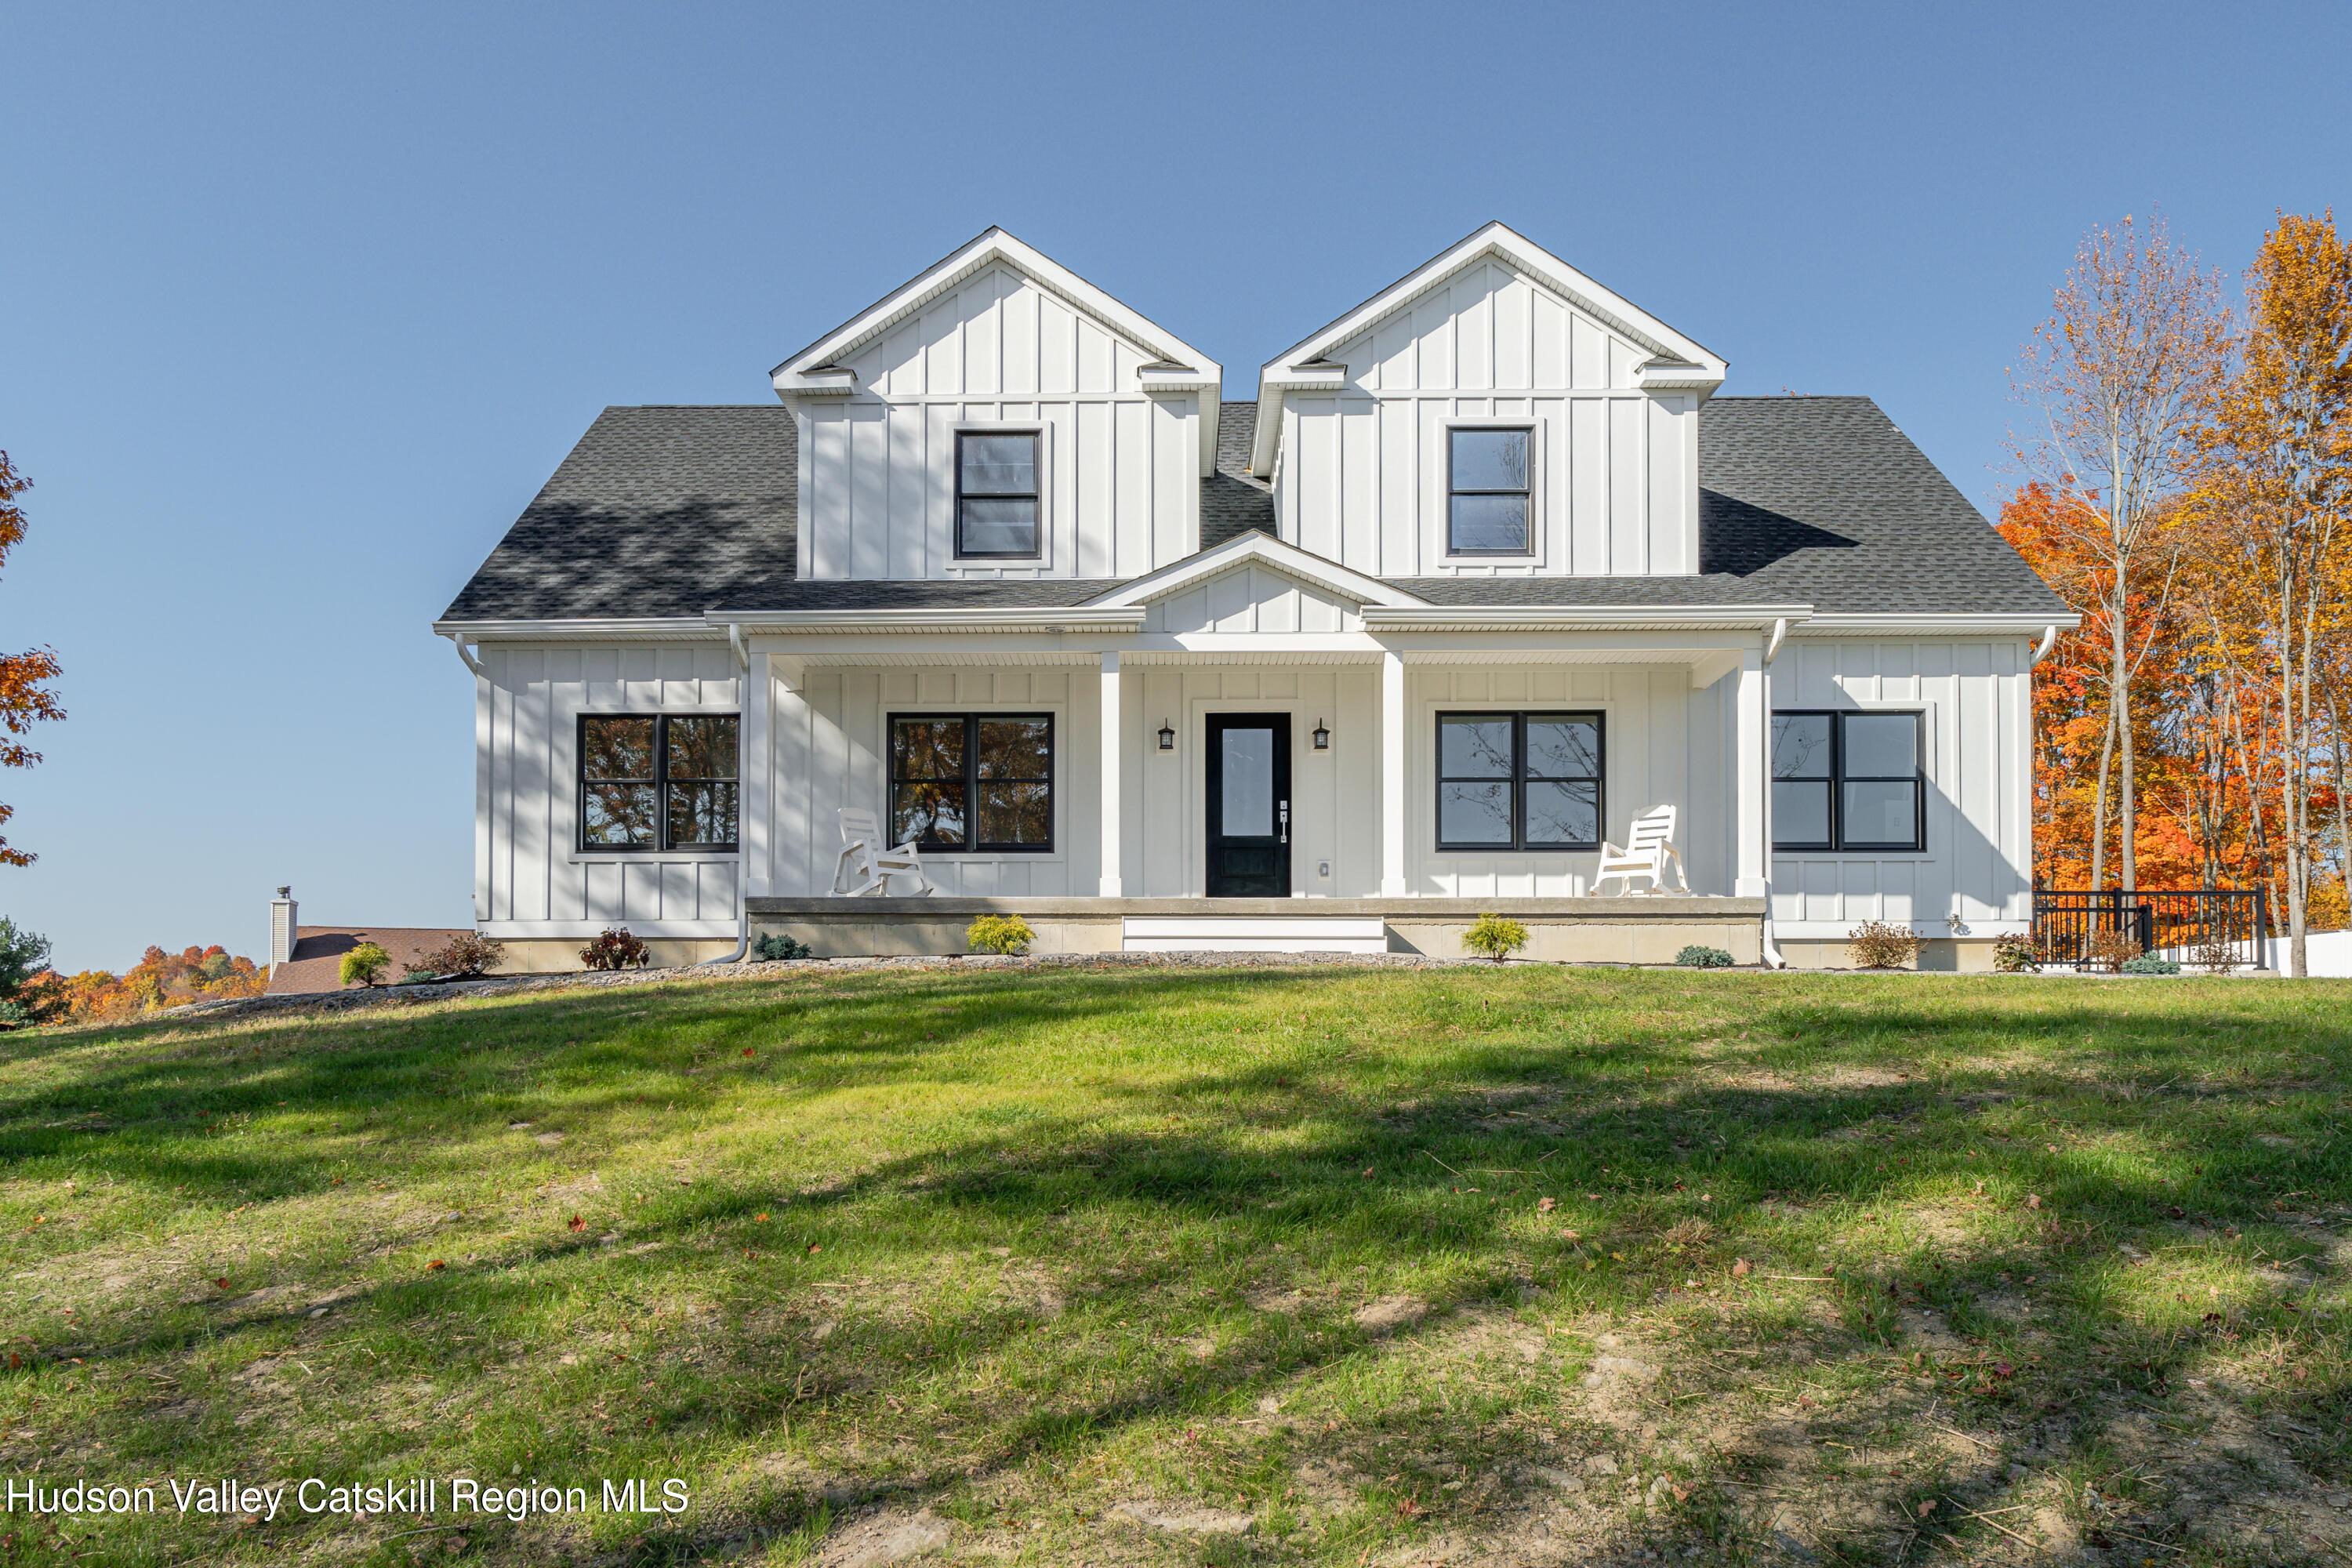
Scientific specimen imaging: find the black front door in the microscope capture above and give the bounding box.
[1205,713,1290,897]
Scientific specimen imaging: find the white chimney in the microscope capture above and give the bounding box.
[270,886,297,968]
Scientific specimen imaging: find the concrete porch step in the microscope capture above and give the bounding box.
[1120,916,1389,954]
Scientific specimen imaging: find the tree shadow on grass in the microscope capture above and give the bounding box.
[2,968,2347,1563]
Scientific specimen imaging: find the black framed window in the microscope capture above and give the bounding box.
[1447,426,1533,554]
[956,430,1040,557]
[889,713,1054,852]
[1771,710,1924,851]
[1435,711,1602,851]
[579,713,739,851]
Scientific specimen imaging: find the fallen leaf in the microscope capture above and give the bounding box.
[1732,1258,1752,1279]
[755,1212,770,1221]
[427,1260,447,1272]
[1917,1499,1936,1518]
[567,1215,586,1232]
[2027,1193,2042,1210]
[213,1277,230,1290]
[2045,1144,2059,1153]
[742,1047,755,1058]
[1361,1167,1374,1178]
[806,1243,822,1255]
[1537,1196,1556,1212]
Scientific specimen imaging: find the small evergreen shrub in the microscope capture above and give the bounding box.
[396,964,441,985]
[339,942,391,989]
[2082,929,2142,973]
[0,916,60,1026]
[423,931,506,978]
[965,916,1036,956]
[579,928,650,971]
[1461,913,1530,963]
[1846,920,1922,969]
[753,932,815,962]
[1991,932,2042,973]
[2120,953,2181,975]
[1674,945,1735,968]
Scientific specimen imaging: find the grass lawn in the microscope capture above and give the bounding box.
[2,963,2349,1567]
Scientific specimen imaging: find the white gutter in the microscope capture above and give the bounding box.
[444,633,485,676]
[1362,604,1813,633]
[432,616,717,641]
[1793,612,2085,637]
[707,608,1148,634]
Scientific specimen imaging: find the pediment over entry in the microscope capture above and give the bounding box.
[1085,531,1426,615]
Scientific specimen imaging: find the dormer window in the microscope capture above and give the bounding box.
[956,430,1041,558]
[1447,426,1533,555]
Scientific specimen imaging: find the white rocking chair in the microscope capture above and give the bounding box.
[832,808,935,898]
[1592,804,1690,896]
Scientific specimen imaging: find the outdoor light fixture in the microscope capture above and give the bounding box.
[1312,717,1330,750]
[1158,719,1176,751]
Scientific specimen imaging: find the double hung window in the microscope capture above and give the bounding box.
[955,430,1041,557]
[1447,426,1534,554]
[579,714,739,851]
[889,714,1054,851]
[1771,711,1924,851]
[1435,711,1603,851]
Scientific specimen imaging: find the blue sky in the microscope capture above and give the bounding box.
[4,2,2347,971]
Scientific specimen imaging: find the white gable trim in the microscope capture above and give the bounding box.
[1250,222,1729,475]
[1083,532,1428,612]
[771,227,1222,472]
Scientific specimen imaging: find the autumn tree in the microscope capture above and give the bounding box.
[0,451,64,866]
[2010,215,2230,894]
[2193,211,2352,977]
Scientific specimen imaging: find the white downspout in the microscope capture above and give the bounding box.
[445,633,485,676]
[1758,622,1788,970]
[700,622,753,967]
[2031,624,2060,666]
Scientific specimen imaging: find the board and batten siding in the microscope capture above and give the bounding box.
[764,665,1100,898]
[475,644,742,938]
[1139,565,1361,635]
[1768,638,2035,937]
[1280,259,1698,579]
[1406,664,1730,897]
[800,263,1201,582]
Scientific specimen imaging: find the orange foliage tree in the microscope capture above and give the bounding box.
[2006,211,2352,969]
[0,451,64,866]
[35,946,270,1022]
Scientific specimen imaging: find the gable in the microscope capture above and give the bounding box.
[1140,562,1361,635]
[1334,258,1665,395]
[844,262,1161,401]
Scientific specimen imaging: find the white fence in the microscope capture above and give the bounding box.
[2263,929,2352,976]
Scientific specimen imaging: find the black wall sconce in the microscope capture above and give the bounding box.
[1312,717,1330,750]
[1157,719,1176,751]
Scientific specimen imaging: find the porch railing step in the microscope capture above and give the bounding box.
[1120,916,1388,954]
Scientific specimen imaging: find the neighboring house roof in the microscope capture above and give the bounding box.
[438,395,2064,624]
[264,927,474,996]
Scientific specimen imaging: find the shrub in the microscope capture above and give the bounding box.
[753,931,814,962]
[2082,929,2141,973]
[1846,920,1922,969]
[1991,932,2042,973]
[579,928,650,971]
[1674,945,1735,968]
[339,942,391,989]
[2121,953,2181,975]
[2193,938,2239,975]
[0,917,60,1026]
[397,964,441,985]
[965,916,1036,956]
[423,930,506,978]
[1461,913,1530,963]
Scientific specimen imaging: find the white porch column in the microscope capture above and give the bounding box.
[1098,651,1123,897]
[1381,649,1407,896]
[1734,645,1770,898]
[741,651,774,897]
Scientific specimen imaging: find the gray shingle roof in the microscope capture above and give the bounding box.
[441,395,2063,622]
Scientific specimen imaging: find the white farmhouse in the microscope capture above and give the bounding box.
[436,224,2074,969]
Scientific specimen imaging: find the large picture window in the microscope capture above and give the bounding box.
[956,430,1041,558]
[889,713,1054,852]
[1772,710,1924,852]
[1447,426,1534,555]
[1435,711,1603,851]
[579,713,739,851]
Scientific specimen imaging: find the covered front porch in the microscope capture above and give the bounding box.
[742,894,1766,961]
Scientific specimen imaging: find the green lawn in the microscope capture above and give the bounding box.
[2,964,2348,1566]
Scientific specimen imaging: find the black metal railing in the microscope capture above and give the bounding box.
[2031,887,2267,971]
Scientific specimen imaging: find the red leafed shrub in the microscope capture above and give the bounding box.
[579,928,650,971]
[423,930,507,979]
